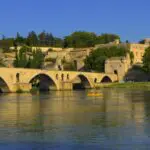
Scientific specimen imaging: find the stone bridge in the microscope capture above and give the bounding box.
[0,68,118,92]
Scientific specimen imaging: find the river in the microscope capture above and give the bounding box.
[0,88,150,150]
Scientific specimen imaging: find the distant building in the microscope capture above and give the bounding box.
[128,43,148,64]
[95,39,150,64]
[101,39,150,80]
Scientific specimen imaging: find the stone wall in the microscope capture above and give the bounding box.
[105,55,131,81]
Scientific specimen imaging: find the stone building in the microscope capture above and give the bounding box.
[105,54,131,81]
[95,40,149,65]
[129,43,148,64]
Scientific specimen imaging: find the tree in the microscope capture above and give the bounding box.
[45,33,54,46]
[129,51,134,64]
[38,31,58,46]
[139,39,145,44]
[53,37,63,47]
[143,47,150,72]
[13,46,28,68]
[0,58,5,67]
[95,33,120,44]
[0,38,14,52]
[84,46,128,72]
[30,49,44,69]
[13,46,44,69]
[126,40,129,43]
[64,31,97,48]
[26,31,38,46]
[2,35,5,40]
[38,31,46,46]
[14,32,26,46]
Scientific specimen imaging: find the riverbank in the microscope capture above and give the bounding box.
[97,82,150,89]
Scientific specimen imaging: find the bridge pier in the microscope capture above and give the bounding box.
[59,82,73,90]
[10,83,32,92]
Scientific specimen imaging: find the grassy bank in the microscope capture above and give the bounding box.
[97,82,150,89]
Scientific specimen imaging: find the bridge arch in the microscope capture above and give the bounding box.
[29,73,58,91]
[100,76,112,83]
[0,77,10,93]
[72,74,93,90]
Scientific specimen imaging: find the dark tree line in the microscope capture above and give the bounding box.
[0,31,120,49]
[64,32,120,48]
[0,38,14,51]
[14,31,63,47]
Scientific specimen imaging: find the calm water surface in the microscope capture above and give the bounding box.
[0,88,150,150]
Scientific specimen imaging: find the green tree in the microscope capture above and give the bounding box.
[13,46,44,69]
[38,31,60,47]
[38,31,47,46]
[84,46,128,72]
[53,37,63,47]
[45,33,54,46]
[13,46,28,68]
[143,47,150,72]
[129,51,134,64]
[64,31,97,48]
[95,33,120,44]
[26,31,38,46]
[14,32,26,46]
[0,58,5,67]
[139,39,145,44]
[30,49,44,69]
[0,38,15,52]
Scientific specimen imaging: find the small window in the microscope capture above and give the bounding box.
[94,78,97,83]
[56,74,58,80]
[16,73,20,82]
[67,74,69,80]
[114,70,118,75]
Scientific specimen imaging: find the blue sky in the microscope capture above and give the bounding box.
[0,0,150,42]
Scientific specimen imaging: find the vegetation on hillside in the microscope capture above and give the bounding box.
[0,31,120,49]
[143,47,150,72]
[13,46,44,69]
[84,46,128,72]
[64,32,120,48]
[0,58,5,67]
[0,38,14,52]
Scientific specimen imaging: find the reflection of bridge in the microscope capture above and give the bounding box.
[0,68,118,92]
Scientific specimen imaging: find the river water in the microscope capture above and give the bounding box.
[0,88,150,150]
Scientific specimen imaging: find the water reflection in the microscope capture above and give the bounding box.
[0,89,150,149]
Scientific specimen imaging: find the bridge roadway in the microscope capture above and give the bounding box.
[0,68,118,92]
